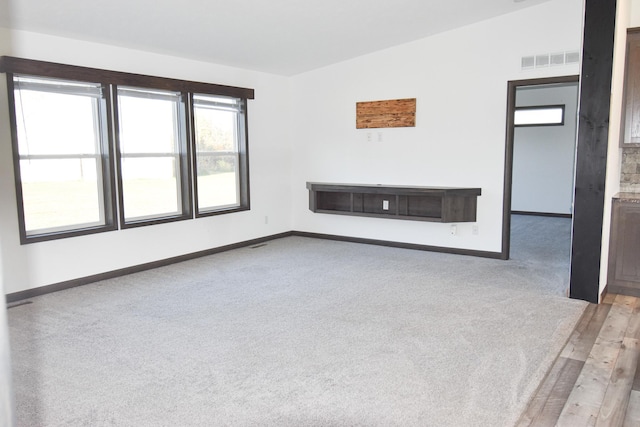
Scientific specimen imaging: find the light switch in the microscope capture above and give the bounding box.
[383,200,389,210]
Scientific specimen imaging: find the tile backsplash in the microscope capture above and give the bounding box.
[621,147,640,192]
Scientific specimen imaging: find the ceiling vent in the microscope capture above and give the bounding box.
[521,50,580,70]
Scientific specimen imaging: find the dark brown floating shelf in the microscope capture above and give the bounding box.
[306,182,481,223]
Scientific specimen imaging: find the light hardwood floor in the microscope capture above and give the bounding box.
[517,294,640,427]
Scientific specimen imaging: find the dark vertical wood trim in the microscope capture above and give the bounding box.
[502,80,517,260]
[179,92,193,220]
[187,92,199,214]
[99,81,118,232]
[502,76,579,261]
[5,72,28,244]
[112,84,127,228]
[241,100,251,209]
[570,0,616,303]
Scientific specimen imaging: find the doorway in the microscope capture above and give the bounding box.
[502,76,580,295]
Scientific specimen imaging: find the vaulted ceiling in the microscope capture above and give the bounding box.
[0,0,551,75]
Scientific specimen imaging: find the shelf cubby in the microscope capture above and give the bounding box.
[307,182,481,223]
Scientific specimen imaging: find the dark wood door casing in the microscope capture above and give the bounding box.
[502,76,579,262]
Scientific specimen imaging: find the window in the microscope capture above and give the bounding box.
[10,76,116,241]
[514,105,565,126]
[193,94,247,215]
[116,87,190,225]
[1,56,254,243]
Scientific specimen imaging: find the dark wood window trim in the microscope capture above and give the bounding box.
[1,56,254,243]
[0,56,255,99]
[4,73,119,244]
[190,94,251,218]
[112,85,194,229]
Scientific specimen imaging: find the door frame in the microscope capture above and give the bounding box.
[501,75,580,262]
[504,0,616,304]
[500,75,580,260]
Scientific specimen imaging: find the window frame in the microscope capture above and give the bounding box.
[190,93,250,218]
[0,56,254,243]
[113,85,194,228]
[5,73,119,244]
[514,104,566,127]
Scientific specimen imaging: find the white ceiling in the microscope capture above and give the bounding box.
[0,0,551,76]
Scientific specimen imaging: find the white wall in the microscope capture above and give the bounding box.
[512,84,579,214]
[0,18,15,425]
[290,0,583,253]
[0,243,14,427]
[0,29,293,294]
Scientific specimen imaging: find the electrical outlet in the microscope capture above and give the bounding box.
[450,224,457,236]
[382,200,389,210]
[377,132,383,142]
[366,132,373,142]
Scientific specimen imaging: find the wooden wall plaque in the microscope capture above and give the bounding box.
[356,98,416,129]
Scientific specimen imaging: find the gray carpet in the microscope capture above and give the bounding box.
[510,214,573,296]
[8,218,586,426]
